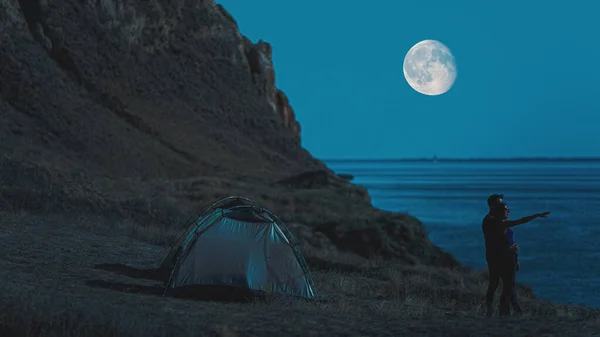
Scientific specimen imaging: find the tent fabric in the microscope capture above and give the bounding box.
[160,196,317,299]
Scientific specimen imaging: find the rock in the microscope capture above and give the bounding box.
[277,170,330,189]
[352,185,371,204]
[276,170,371,204]
[337,173,354,181]
[242,38,301,143]
[315,213,461,268]
[275,90,301,143]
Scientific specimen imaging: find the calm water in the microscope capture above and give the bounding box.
[324,159,600,308]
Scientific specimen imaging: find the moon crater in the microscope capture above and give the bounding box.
[403,40,457,96]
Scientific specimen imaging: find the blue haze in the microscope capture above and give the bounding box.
[218,0,600,159]
[326,159,600,308]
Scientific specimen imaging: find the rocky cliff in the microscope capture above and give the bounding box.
[0,0,458,268]
[214,4,301,142]
[2,0,310,178]
[240,36,301,143]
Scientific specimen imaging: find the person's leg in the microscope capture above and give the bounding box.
[499,258,516,317]
[510,284,522,314]
[510,255,522,314]
[486,260,500,317]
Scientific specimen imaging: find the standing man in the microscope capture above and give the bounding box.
[482,194,550,317]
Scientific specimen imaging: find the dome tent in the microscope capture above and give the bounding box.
[159,196,317,300]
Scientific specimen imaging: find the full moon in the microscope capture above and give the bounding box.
[403,40,457,96]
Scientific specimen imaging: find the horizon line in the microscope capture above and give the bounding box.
[321,156,600,162]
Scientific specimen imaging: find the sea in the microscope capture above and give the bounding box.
[324,158,600,308]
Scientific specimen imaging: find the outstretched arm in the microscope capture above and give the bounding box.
[504,212,551,228]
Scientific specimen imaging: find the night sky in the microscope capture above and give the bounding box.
[219,0,599,159]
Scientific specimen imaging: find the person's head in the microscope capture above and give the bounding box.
[487,193,510,219]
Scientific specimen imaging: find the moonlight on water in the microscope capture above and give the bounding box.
[403,40,457,96]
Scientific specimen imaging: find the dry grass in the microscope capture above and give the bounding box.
[90,210,600,324]
[1,211,599,337]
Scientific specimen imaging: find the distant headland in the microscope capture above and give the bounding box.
[323,157,600,163]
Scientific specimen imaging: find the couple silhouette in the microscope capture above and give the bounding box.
[482,193,551,317]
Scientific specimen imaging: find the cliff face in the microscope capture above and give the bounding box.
[240,36,301,143]
[1,0,311,180]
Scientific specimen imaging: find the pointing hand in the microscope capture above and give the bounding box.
[538,212,551,218]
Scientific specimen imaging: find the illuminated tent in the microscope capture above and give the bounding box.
[159,196,316,300]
